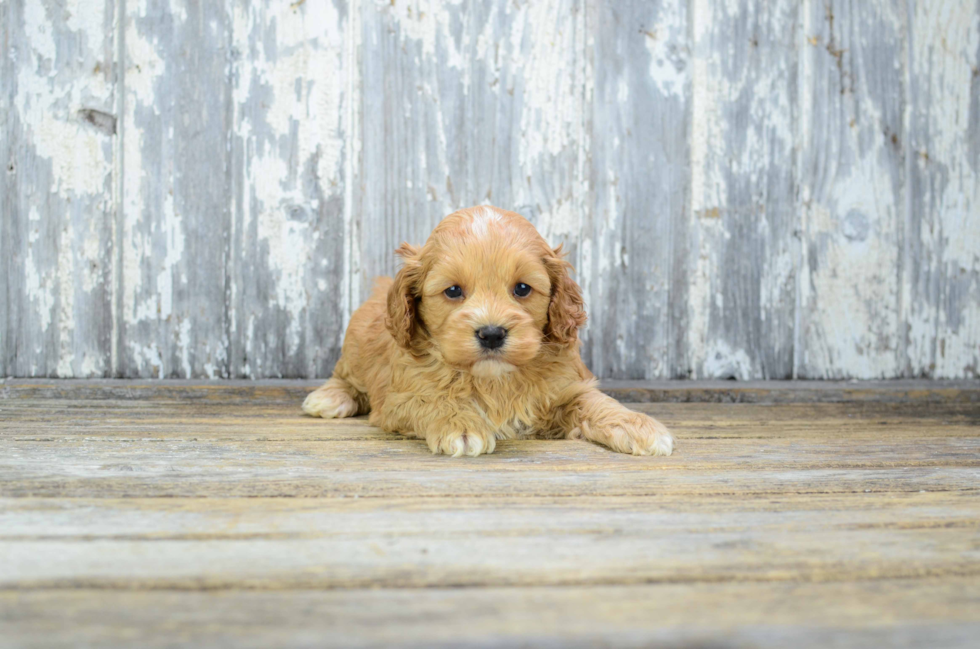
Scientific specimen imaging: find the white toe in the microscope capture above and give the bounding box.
[450,436,467,458]
[302,389,356,418]
[648,430,674,456]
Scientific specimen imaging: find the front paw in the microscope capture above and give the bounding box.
[302,385,358,419]
[427,429,497,458]
[580,411,674,456]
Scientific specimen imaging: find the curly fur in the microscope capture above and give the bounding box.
[303,206,673,457]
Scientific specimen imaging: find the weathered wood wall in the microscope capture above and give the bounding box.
[2,0,978,380]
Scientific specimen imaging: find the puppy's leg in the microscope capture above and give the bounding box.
[564,389,673,456]
[303,377,365,419]
[373,392,497,457]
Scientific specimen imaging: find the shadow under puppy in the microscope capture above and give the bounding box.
[303,206,673,458]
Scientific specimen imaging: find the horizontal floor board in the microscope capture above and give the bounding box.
[5,491,978,524]
[3,435,979,498]
[3,471,976,499]
[5,533,974,590]
[2,493,978,590]
[3,401,978,442]
[4,378,979,404]
[2,381,978,646]
[3,401,979,499]
[2,581,979,648]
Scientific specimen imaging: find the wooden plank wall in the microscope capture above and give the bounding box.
[2,0,978,380]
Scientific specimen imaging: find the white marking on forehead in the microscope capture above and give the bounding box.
[469,206,502,238]
[466,305,495,327]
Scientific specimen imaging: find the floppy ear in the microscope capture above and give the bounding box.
[385,243,424,349]
[544,244,587,345]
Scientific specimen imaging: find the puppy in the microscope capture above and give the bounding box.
[303,206,673,458]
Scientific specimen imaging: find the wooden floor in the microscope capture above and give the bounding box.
[1,379,979,648]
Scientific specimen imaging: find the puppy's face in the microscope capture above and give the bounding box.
[386,207,586,377]
[418,216,552,376]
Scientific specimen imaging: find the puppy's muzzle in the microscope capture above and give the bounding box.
[476,325,507,350]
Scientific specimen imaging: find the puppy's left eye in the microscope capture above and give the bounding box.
[514,282,532,297]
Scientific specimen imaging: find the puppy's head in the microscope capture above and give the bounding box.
[385,206,586,377]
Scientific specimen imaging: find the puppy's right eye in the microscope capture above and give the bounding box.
[444,285,463,299]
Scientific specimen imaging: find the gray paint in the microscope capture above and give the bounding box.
[905,1,980,379]
[688,0,798,380]
[2,0,978,379]
[2,0,116,378]
[589,0,689,380]
[798,0,908,378]
[226,0,349,379]
[118,0,233,378]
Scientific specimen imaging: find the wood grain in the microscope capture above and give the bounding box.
[3,581,978,649]
[587,0,689,379]
[1,382,979,646]
[355,0,588,297]
[4,377,979,404]
[3,0,979,380]
[2,490,979,588]
[906,1,980,378]
[227,0,350,379]
[118,0,233,378]
[688,0,798,380]
[1,0,116,378]
[798,0,907,379]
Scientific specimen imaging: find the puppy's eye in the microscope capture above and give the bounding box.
[444,285,463,299]
[514,282,532,297]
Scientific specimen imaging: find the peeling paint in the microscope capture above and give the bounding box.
[55,219,76,377]
[3,0,978,380]
[643,0,687,100]
[688,0,797,379]
[703,340,754,381]
[5,0,114,377]
[905,1,980,378]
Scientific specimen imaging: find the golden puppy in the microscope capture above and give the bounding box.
[303,206,673,458]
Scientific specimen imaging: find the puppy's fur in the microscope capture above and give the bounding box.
[303,206,673,458]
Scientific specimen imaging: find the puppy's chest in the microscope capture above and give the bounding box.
[488,414,535,439]
[470,389,550,439]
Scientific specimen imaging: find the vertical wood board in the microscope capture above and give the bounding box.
[687,0,798,380]
[355,0,588,301]
[798,0,907,379]
[588,0,689,379]
[118,0,233,378]
[905,0,980,379]
[1,0,978,379]
[1,0,116,378]
[227,0,349,379]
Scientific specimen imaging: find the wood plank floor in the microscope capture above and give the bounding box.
[1,380,979,648]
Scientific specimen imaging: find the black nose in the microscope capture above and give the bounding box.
[476,326,507,350]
